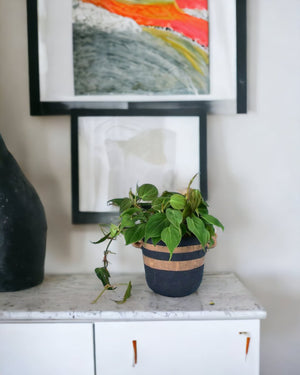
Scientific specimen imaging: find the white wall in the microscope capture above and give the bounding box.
[0,1,299,374]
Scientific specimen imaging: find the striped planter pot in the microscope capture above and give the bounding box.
[135,236,215,297]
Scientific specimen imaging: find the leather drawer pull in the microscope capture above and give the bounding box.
[132,340,137,366]
[239,332,251,358]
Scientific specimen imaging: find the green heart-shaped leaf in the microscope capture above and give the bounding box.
[144,213,168,241]
[95,267,111,287]
[186,215,210,247]
[161,225,181,256]
[170,194,186,210]
[166,208,183,228]
[201,213,224,231]
[114,281,132,304]
[124,223,146,245]
[137,184,158,201]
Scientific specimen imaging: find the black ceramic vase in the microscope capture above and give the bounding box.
[0,134,47,291]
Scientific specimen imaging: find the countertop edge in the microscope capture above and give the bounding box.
[0,310,267,322]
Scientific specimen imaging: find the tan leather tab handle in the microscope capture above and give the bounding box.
[132,340,137,366]
[132,241,143,248]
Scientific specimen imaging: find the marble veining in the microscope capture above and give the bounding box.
[0,273,266,322]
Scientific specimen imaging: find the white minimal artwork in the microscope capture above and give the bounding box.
[77,116,200,212]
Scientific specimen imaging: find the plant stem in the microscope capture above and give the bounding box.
[91,284,111,304]
[103,236,115,268]
[91,283,130,304]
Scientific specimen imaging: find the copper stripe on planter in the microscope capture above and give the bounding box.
[143,255,205,272]
[142,243,204,254]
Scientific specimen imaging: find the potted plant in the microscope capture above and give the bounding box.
[93,174,223,302]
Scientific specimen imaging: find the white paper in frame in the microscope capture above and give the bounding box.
[71,109,207,224]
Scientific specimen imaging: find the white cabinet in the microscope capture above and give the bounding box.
[0,323,94,375]
[0,273,266,375]
[95,320,260,375]
[0,319,260,375]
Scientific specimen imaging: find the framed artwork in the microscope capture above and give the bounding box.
[71,108,207,224]
[27,0,247,115]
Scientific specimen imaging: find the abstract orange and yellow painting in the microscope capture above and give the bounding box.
[72,0,209,96]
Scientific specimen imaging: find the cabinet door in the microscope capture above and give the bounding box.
[95,320,260,375]
[0,323,94,375]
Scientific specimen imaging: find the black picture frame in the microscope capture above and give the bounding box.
[71,108,207,224]
[27,0,247,116]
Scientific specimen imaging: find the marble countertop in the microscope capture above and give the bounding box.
[0,272,266,322]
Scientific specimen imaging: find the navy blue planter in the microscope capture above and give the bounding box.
[141,236,206,297]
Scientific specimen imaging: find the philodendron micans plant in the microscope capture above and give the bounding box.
[92,174,224,303]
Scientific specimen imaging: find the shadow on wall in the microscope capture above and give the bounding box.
[26,120,73,268]
[243,276,300,375]
[206,116,253,273]
[39,174,72,265]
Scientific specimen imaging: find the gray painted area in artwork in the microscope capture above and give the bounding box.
[73,24,209,96]
[105,127,176,201]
